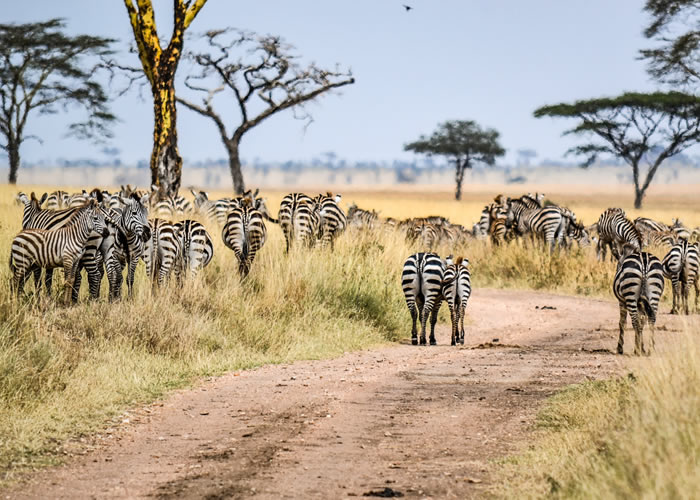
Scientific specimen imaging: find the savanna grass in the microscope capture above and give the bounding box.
[493,332,700,499]
[0,183,697,482]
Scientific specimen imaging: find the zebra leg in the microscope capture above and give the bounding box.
[694,279,699,313]
[630,306,643,356]
[32,268,42,294]
[459,306,466,345]
[682,280,690,315]
[45,268,54,297]
[617,305,627,355]
[109,260,124,301]
[127,258,138,298]
[450,307,457,346]
[429,303,440,346]
[62,260,78,305]
[408,302,418,345]
[72,266,83,303]
[418,300,429,346]
[670,277,680,314]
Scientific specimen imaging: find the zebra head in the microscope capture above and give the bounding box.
[119,193,152,242]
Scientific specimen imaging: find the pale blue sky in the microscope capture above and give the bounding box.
[5,1,658,166]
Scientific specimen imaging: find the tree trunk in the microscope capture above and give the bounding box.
[634,186,645,209]
[226,137,246,195]
[7,140,19,184]
[454,160,466,201]
[150,79,182,198]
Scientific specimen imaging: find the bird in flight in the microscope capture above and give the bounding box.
[403,4,413,12]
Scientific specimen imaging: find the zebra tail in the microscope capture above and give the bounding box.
[640,278,655,322]
[263,213,279,224]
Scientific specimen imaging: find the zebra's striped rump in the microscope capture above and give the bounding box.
[613,245,665,355]
[402,252,445,345]
[222,199,267,278]
[442,257,472,345]
[662,240,699,314]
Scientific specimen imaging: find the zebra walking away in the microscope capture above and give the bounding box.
[402,252,445,345]
[142,218,181,289]
[279,193,317,252]
[222,198,267,278]
[613,244,665,355]
[174,220,214,279]
[662,240,700,315]
[442,257,472,345]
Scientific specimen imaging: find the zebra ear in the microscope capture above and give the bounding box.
[253,188,259,198]
[334,194,342,204]
[40,193,48,206]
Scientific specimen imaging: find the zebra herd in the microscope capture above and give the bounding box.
[9,186,349,302]
[7,187,700,355]
[395,193,699,354]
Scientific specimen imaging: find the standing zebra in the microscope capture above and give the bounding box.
[222,198,267,278]
[442,257,472,345]
[45,190,70,209]
[279,193,318,252]
[506,200,567,252]
[314,193,347,250]
[347,203,379,230]
[613,244,665,355]
[77,194,149,301]
[662,240,700,315]
[10,199,109,304]
[597,208,642,261]
[174,220,214,279]
[142,218,181,289]
[402,252,445,345]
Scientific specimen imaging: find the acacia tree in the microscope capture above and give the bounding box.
[404,120,505,200]
[123,0,207,197]
[0,19,115,184]
[641,0,700,87]
[176,29,355,194]
[535,92,700,208]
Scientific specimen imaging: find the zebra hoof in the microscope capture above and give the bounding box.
[419,338,427,346]
[617,346,623,355]
[411,338,418,346]
[429,338,437,346]
[451,340,456,346]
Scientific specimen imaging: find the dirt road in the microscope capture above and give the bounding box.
[5,289,686,499]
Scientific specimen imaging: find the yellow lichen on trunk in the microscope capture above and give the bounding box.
[122,0,208,196]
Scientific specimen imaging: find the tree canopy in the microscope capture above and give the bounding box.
[404,120,505,200]
[641,0,700,87]
[177,28,355,194]
[0,18,115,183]
[534,91,700,207]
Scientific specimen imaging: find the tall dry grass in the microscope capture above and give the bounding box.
[494,332,700,499]
[0,183,698,482]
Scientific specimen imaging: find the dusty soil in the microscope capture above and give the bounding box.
[4,289,690,499]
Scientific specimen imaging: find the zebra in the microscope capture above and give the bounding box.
[314,193,347,249]
[441,257,472,346]
[489,216,508,246]
[662,240,700,315]
[46,190,70,209]
[76,194,149,301]
[596,208,642,261]
[402,252,446,346]
[142,218,181,289]
[174,220,214,279]
[634,217,670,234]
[406,221,440,250]
[279,193,318,252]
[10,199,110,304]
[19,190,104,294]
[613,244,665,355]
[566,219,590,248]
[347,203,379,230]
[222,198,267,278]
[68,190,90,208]
[507,200,567,252]
[173,195,193,215]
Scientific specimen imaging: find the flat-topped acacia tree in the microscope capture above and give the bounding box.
[404,120,505,201]
[176,28,355,194]
[123,0,207,197]
[641,0,700,87]
[535,91,700,208]
[0,19,115,184]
